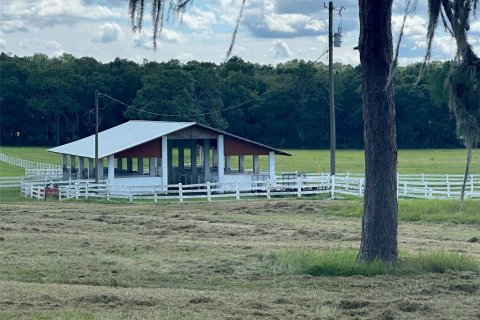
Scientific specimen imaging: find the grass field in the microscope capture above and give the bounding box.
[0,200,479,319]
[0,146,478,175]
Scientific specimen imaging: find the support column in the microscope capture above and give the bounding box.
[239,155,245,173]
[268,151,276,181]
[217,135,225,184]
[108,155,114,183]
[88,158,94,179]
[138,158,144,175]
[117,158,123,171]
[149,158,156,177]
[178,143,185,183]
[61,154,67,173]
[191,140,197,184]
[225,156,231,171]
[97,158,104,180]
[157,157,162,176]
[162,136,168,189]
[69,155,76,176]
[253,155,260,175]
[168,143,173,183]
[213,148,218,168]
[127,158,133,173]
[203,139,210,181]
[79,157,85,179]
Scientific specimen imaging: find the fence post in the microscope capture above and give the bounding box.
[359,179,363,196]
[106,183,110,201]
[207,182,212,202]
[470,174,474,195]
[330,175,335,200]
[403,181,407,197]
[129,186,133,203]
[75,183,79,200]
[297,177,301,198]
[235,181,240,200]
[154,186,158,203]
[179,183,183,203]
[30,185,33,198]
[266,180,271,200]
[85,182,89,199]
[446,175,451,198]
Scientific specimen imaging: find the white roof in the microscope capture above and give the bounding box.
[48,120,194,158]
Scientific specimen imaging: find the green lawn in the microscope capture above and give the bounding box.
[0,146,477,176]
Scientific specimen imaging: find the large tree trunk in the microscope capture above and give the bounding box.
[357,0,398,262]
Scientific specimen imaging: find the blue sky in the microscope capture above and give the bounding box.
[0,0,478,65]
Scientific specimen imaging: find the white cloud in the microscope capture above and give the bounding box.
[242,0,325,38]
[0,38,7,49]
[91,22,124,43]
[182,8,216,31]
[0,0,122,32]
[159,29,184,44]
[271,39,292,59]
[133,30,156,50]
[46,40,63,50]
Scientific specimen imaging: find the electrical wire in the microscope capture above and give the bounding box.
[98,92,260,118]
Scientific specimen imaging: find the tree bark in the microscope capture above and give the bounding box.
[357,0,398,262]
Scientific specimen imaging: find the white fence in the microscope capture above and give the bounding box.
[0,153,62,173]
[0,176,24,188]
[18,173,480,202]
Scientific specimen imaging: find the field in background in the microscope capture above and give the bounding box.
[0,146,478,176]
[0,200,479,319]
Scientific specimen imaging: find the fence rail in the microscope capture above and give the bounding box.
[0,153,62,172]
[18,173,480,202]
[0,176,24,188]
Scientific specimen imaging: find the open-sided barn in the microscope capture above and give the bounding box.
[49,120,290,189]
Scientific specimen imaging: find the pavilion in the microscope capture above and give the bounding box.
[48,120,290,189]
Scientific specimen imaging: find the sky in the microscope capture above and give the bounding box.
[0,0,479,66]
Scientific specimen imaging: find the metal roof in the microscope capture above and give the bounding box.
[48,120,291,158]
[48,121,194,158]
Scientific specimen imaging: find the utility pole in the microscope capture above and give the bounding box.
[95,89,99,183]
[328,1,335,177]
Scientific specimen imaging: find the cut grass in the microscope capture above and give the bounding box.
[323,199,480,224]
[264,248,480,277]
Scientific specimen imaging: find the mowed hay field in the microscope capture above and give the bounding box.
[1,146,480,175]
[0,200,480,320]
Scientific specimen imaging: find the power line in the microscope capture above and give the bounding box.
[98,92,260,118]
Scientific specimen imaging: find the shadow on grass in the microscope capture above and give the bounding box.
[264,248,480,277]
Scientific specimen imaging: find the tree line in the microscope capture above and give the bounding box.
[0,52,459,149]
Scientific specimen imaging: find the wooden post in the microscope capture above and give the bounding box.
[217,135,225,184]
[117,158,123,171]
[239,155,245,173]
[253,155,259,175]
[149,158,156,177]
[127,158,133,173]
[203,139,211,182]
[162,136,168,191]
[138,158,144,175]
[191,140,197,184]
